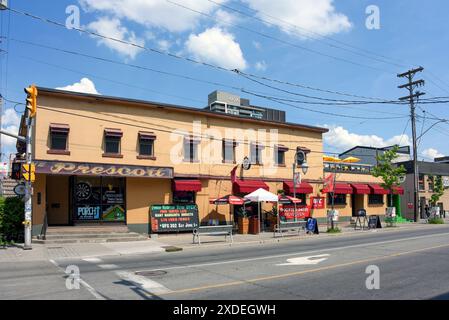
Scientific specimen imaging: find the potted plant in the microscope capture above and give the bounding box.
[237,207,249,234]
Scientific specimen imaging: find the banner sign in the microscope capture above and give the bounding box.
[77,205,101,220]
[35,160,173,179]
[150,204,199,233]
[279,205,311,220]
[310,196,325,209]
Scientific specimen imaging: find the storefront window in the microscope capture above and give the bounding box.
[327,194,347,205]
[368,194,384,205]
[73,176,125,222]
[173,191,195,204]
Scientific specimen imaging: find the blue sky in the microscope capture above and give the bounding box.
[1,0,449,162]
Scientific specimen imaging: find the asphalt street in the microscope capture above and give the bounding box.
[2,225,449,300]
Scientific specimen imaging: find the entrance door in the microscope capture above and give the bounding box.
[73,176,126,223]
[47,175,70,225]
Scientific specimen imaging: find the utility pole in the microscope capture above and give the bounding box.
[398,67,425,223]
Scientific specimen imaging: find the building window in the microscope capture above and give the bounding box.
[184,136,200,162]
[419,174,425,191]
[103,128,122,157]
[368,194,384,205]
[275,145,288,166]
[428,176,434,192]
[250,143,264,165]
[138,131,156,158]
[48,123,70,154]
[173,191,195,204]
[327,194,347,205]
[222,139,236,163]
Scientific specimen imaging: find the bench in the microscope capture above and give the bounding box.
[273,220,307,238]
[192,225,234,245]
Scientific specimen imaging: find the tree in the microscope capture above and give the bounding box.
[429,175,444,207]
[371,146,406,207]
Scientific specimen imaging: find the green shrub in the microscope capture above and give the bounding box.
[0,196,25,242]
[326,227,341,234]
[428,217,444,224]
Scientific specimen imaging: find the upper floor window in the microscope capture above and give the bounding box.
[275,145,288,166]
[138,131,156,158]
[428,176,434,192]
[184,136,200,162]
[103,128,122,157]
[419,174,425,191]
[222,139,236,163]
[250,143,264,165]
[48,123,70,155]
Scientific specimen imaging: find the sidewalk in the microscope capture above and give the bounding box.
[0,221,446,262]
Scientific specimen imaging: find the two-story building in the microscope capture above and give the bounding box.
[17,88,336,236]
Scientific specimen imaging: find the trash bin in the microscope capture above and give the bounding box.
[249,216,260,234]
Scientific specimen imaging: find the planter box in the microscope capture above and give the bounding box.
[238,217,249,234]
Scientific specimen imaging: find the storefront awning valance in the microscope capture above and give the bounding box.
[323,183,353,194]
[50,123,70,133]
[173,179,202,192]
[391,186,404,195]
[233,179,269,194]
[283,181,313,194]
[368,184,389,195]
[209,195,248,205]
[350,184,371,194]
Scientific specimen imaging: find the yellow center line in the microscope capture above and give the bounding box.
[158,243,449,296]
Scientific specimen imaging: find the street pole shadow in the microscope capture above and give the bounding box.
[113,279,164,300]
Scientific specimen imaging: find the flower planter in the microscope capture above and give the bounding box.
[238,217,249,234]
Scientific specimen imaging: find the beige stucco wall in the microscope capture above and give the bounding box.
[46,175,70,225]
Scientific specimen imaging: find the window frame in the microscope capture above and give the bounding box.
[48,123,70,155]
[368,194,384,205]
[222,139,236,164]
[183,136,200,163]
[137,131,156,159]
[103,128,123,158]
[250,143,264,165]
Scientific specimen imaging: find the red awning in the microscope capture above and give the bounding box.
[173,179,202,192]
[283,181,313,194]
[391,186,404,195]
[368,184,389,195]
[232,179,269,194]
[278,195,302,204]
[324,183,353,194]
[350,184,371,194]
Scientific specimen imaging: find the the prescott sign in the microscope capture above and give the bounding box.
[34,160,173,178]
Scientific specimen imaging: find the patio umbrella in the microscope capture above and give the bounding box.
[209,195,248,205]
[278,195,302,204]
[244,188,279,234]
[342,156,361,163]
[323,155,341,162]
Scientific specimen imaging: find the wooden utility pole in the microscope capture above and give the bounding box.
[397,67,425,222]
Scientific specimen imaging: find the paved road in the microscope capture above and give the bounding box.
[2,225,449,300]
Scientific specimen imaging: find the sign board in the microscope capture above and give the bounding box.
[310,196,325,209]
[13,183,26,196]
[443,176,449,188]
[34,160,173,179]
[368,215,382,229]
[279,205,310,220]
[150,204,199,233]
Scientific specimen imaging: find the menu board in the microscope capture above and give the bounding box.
[150,204,199,233]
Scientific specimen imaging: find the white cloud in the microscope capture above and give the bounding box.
[255,60,267,71]
[56,78,100,94]
[214,8,239,27]
[242,0,351,38]
[1,108,21,150]
[252,41,261,50]
[185,27,247,70]
[79,0,227,33]
[323,125,411,152]
[157,39,172,52]
[422,148,444,160]
[87,17,144,59]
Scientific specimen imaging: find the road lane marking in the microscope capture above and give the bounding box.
[115,271,172,295]
[98,264,119,269]
[49,259,106,300]
[82,257,103,263]
[159,243,449,296]
[135,231,449,273]
[276,254,330,266]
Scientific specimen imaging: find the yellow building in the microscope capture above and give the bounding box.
[18,87,391,236]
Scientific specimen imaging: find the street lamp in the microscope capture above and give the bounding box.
[293,150,308,221]
[301,161,309,175]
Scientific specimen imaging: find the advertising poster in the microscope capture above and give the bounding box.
[150,204,199,233]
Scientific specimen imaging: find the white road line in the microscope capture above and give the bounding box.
[49,259,105,300]
[115,271,172,295]
[98,264,119,270]
[135,231,449,273]
[82,257,103,263]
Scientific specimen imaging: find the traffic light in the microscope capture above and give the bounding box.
[10,162,22,180]
[21,163,36,182]
[24,85,38,118]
